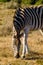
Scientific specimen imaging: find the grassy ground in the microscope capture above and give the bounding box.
[0,32,43,65]
[0,3,43,65]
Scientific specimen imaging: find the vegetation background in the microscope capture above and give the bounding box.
[0,0,43,65]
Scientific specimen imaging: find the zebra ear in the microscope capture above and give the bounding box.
[39,29,43,36]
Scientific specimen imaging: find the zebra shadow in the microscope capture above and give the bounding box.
[25,51,43,60]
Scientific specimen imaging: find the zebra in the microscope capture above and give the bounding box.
[12,6,43,58]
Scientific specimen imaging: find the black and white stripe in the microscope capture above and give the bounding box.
[13,6,43,58]
[13,6,43,31]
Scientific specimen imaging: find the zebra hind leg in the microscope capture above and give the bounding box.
[16,37,21,58]
[12,35,21,58]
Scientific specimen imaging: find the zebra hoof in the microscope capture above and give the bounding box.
[21,55,25,59]
[14,53,20,58]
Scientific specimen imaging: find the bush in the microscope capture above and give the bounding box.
[30,0,38,5]
[35,0,43,5]
[0,0,11,2]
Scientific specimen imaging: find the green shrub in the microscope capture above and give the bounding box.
[35,0,43,5]
[30,0,38,5]
[0,0,11,2]
[22,0,43,5]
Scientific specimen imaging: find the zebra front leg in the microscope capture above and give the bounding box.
[21,33,26,58]
[24,27,30,55]
[21,27,30,58]
[21,33,29,58]
[25,35,29,55]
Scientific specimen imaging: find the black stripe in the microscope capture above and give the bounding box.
[24,8,32,25]
[15,14,23,27]
[38,6,41,15]
[38,6,42,28]
[24,8,31,18]
[16,9,25,27]
[14,19,21,30]
[16,12,24,27]
[34,7,39,29]
[41,8,43,27]
[26,8,34,26]
[18,14,25,27]
[14,21,20,31]
[15,18,22,28]
[40,7,43,28]
[30,7,36,29]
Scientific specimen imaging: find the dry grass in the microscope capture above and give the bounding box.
[0,32,43,65]
[0,9,15,36]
